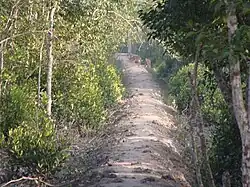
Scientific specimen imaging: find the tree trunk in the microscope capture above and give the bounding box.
[189,113,204,187]
[0,42,4,136]
[188,70,204,187]
[213,66,233,110]
[127,30,132,56]
[226,1,250,186]
[38,37,45,108]
[46,3,57,117]
[0,42,3,99]
[188,45,216,187]
[245,69,250,186]
[222,171,231,187]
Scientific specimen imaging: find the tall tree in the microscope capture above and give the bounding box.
[46,1,57,117]
[139,0,250,185]
[226,1,250,186]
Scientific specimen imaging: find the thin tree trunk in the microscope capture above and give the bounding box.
[28,0,33,21]
[0,42,4,136]
[197,102,216,187]
[127,30,132,56]
[38,0,45,108]
[213,66,232,107]
[38,36,45,108]
[0,42,3,98]
[36,36,45,125]
[188,46,204,187]
[189,115,203,187]
[222,171,231,187]
[226,1,250,186]
[46,3,57,117]
[188,45,216,187]
[245,66,250,186]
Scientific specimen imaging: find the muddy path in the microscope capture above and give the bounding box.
[79,53,192,187]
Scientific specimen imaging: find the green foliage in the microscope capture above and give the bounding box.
[131,41,165,66]
[97,63,124,108]
[169,63,207,111]
[0,0,138,178]
[53,62,106,129]
[168,64,192,111]
[53,60,124,130]
[7,118,68,174]
[168,63,242,186]
[138,0,250,85]
[139,0,250,186]
[134,41,183,81]
[154,57,183,81]
[0,85,36,137]
[0,86,68,174]
[209,110,242,187]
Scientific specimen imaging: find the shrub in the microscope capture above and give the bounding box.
[168,63,195,111]
[97,63,124,108]
[168,63,241,186]
[6,117,68,174]
[53,58,124,131]
[53,61,106,130]
[0,85,69,175]
[0,85,36,141]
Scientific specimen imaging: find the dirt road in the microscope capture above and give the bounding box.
[0,54,192,187]
[81,53,191,187]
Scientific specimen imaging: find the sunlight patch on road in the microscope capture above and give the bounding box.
[125,136,180,155]
[114,172,162,179]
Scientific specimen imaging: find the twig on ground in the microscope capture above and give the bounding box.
[1,176,54,187]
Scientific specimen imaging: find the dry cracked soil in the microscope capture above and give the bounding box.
[68,53,192,187]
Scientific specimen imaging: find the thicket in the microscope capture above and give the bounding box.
[168,64,241,186]
[137,42,242,186]
[136,41,183,80]
[0,0,140,182]
[139,0,249,186]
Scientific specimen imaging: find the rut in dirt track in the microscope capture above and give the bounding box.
[88,53,192,187]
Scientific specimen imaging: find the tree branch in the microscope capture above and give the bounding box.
[0,176,54,187]
[0,30,47,44]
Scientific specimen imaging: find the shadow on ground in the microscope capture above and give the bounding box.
[71,53,193,187]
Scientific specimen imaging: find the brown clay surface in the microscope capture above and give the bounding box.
[81,53,192,187]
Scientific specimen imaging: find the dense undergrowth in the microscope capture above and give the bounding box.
[138,0,250,185]
[136,41,242,186]
[0,0,140,183]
